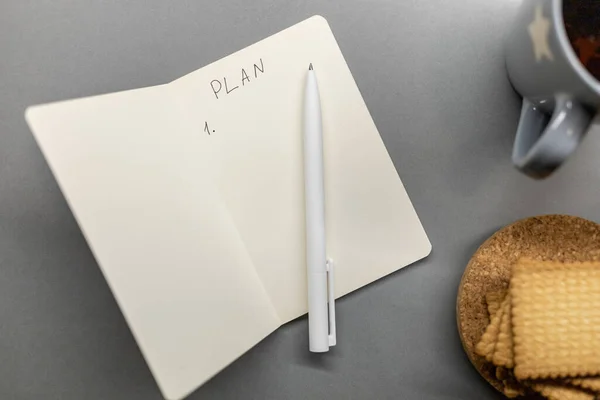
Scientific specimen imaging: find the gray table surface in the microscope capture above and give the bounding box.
[2,1,600,399]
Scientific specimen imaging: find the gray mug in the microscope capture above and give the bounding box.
[506,0,600,179]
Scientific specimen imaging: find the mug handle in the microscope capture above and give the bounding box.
[512,95,593,179]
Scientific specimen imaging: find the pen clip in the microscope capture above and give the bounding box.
[326,258,336,347]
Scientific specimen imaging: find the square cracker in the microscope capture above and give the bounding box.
[530,383,595,400]
[486,290,507,317]
[493,293,514,369]
[490,290,599,395]
[569,377,600,393]
[475,295,508,361]
[499,369,526,398]
[511,259,600,380]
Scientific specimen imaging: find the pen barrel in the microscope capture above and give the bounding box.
[304,70,329,352]
[303,72,326,274]
[308,271,329,352]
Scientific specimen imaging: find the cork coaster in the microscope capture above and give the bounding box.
[456,215,600,395]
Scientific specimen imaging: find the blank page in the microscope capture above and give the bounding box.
[25,86,280,400]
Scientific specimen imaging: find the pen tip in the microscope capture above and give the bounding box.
[308,63,313,70]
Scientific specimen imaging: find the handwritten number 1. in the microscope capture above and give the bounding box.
[204,121,215,135]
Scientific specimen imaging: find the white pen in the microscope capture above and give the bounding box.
[303,63,336,353]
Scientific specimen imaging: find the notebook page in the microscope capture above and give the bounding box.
[170,16,431,323]
[25,85,280,400]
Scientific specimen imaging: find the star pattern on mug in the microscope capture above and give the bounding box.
[528,4,554,62]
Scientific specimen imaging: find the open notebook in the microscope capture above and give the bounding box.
[25,16,431,400]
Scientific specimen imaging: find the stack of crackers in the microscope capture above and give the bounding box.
[476,259,600,399]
